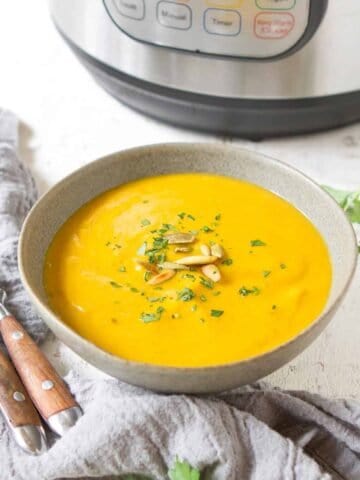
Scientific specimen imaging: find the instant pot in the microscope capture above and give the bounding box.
[50,1,360,138]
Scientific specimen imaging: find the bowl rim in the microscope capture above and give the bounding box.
[18,142,358,373]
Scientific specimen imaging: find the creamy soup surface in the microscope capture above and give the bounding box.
[44,173,332,367]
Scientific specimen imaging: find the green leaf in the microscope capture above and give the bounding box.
[239,286,261,297]
[200,276,214,290]
[110,281,122,288]
[177,288,195,302]
[215,213,221,221]
[210,309,224,317]
[250,239,266,247]
[262,270,271,278]
[323,185,360,223]
[141,219,151,227]
[118,266,127,273]
[201,226,213,233]
[168,459,200,480]
[221,258,233,266]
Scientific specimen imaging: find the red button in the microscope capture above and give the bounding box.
[254,12,295,39]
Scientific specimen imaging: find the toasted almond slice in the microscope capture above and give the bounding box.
[210,243,224,259]
[176,255,218,266]
[147,269,176,285]
[136,259,159,274]
[200,244,211,256]
[201,264,221,282]
[164,232,196,244]
[159,262,189,271]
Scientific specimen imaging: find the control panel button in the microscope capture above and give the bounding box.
[256,0,296,10]
[113,0,145,20]
[157,1,192,30]
[254,12,295,39]
[204,9,241,36]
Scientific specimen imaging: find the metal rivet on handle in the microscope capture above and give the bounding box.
[13,391,25,402]
[11,331,24,340]
[42,380,54,391]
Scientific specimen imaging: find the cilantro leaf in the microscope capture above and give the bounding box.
[177,288,195,302]
[250,239,266,247]
[210,309,224,317]
[239,286,261,297]
[323,185,360,223]
[200,276,214,289]
[168,459,200,480]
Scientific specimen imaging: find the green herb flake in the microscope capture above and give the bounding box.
[272,305,277,310]
[130,287,139,293]
[152,237,169,250]
[262,270,271,278]
[140,312,158,324]
[221,258,233,266]
[142,200,149,204]
[201,226,213,233]
[177,288,196,302]
[144,271,151,282]
[211,309,224,318]
[147,296,166,303]
[109,281,122,289]
[200,294,207,302]
[118,266,127,273]
[187,214,195,221]
[141,218,151,227]
[215,213,221,221]
[250,239,266,247]
[239,286,261,297]
[280,263,287,270]
[200,276,214,289]
[168,458,200,480]
[213,291,221,296]
[182,273,196,281]
[177,212,186,220]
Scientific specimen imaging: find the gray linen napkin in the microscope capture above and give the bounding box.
[1,110,360,480]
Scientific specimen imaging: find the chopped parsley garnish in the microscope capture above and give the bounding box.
[200,276,214,289]
[144,271,151,282]
[272,305,277,310]
[182,273,196,281]
[140,306,165,324]
[130,287,139,293]
[280,263,287,270]
[221,258,233,266]
[211,309,224,317]
[239,286,261,297]
[152,237,168,250]
[250,239,266,247]
[147,296,166,303]
[177,212,186,220]
[141,218,151,227]
[200,294,207,302]
[201,226,213,233]
[215,213,221,221]
[187,214,195,221]
[177,288,196,302]
[262,270,271,278]
[118,266,126,273]
[109,281,122,288]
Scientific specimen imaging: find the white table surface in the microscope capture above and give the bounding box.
[1,1,360,398]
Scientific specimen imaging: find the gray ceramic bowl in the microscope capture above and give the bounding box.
[19,144,357,393]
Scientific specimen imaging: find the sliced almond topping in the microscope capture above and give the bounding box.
[174,246,192,253]
[210,243,224,259]
[201,264,221,282]
[164,232,196,244]
[159,262,189,271]
[176,255,218,266]
[147,269,176,285]
[135,259,159,274]
[200,244,211,256]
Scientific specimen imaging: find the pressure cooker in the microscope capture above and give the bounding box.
[49,1,360,138]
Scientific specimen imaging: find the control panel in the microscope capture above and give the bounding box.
[104,0,311,58]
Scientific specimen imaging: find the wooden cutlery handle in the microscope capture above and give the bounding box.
[0,315,77,420]
[0,349,41,428]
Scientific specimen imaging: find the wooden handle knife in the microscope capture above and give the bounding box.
[0,349,47,454]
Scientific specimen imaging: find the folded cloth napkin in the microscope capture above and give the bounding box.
[1,110,360,480]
